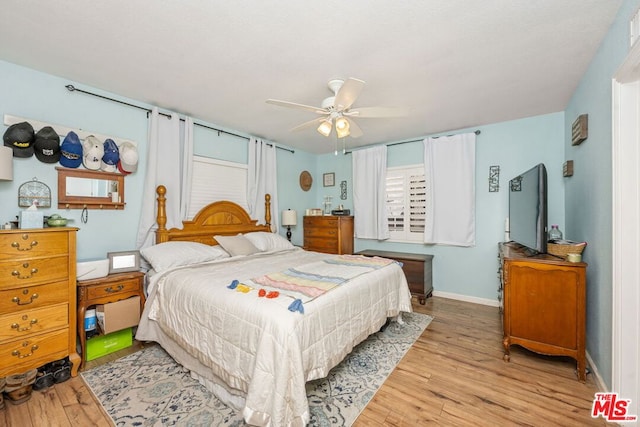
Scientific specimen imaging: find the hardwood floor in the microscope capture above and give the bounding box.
[0,297,611,426]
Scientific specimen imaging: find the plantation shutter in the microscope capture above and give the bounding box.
[386,172,404,231]
[409,172,426,233]
[188,156,247,219]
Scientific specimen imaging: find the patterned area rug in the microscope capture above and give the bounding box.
[82,312,432,426]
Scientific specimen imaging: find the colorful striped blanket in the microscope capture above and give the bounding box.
[249,255,397,303]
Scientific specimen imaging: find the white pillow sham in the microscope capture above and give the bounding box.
[140,241,229,273]
[244,231,295,252]
[214,234,261,256]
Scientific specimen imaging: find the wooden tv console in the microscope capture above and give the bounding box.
[499,242,587,381]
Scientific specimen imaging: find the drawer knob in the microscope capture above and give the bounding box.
[12,293,39,305]
[11,267,38,279]
[11,318,38,332]
[104,285,125,293]
[11,240,38,251]
[11,344,39,359]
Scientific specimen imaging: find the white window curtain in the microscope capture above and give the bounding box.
[247,138,279,232]
[352,145,389,240]
[136,107,194,249]
[423,133,476,246]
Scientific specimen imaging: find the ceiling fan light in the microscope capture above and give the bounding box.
[317,119,332,137]
[335,117,350,138]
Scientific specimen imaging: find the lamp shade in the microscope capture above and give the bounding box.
[0,146,13,181]
[282,209,297,226]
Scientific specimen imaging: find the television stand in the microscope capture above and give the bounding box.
[499,242,587,381]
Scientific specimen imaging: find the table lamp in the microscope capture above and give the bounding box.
[282,209,297,242]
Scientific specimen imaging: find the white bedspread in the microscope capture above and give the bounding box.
[136,248,412,426]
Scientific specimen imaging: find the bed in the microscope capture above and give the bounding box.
[135,185,413,426]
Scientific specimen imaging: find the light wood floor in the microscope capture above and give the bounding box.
[0,297,611,426]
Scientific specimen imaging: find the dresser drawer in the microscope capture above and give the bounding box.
[0,303,68,342]
[0,255,69,288]
[0,232,69,261]
[0,329,69,377]
[303,217,339,228]
[86,277,143,299]
[0,281,69,312]
[304,227,339,238]
[304,237,339,253]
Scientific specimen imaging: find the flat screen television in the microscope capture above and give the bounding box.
[508,163,548,254]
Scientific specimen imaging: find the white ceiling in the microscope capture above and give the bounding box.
[0,1,622,154]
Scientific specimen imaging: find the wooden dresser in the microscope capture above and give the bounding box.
[499,242,586,381]
[303,215,354,254]
[0,228,80,378]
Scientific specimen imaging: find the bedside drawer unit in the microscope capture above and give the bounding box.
[84,276,144,300]
[0,255,69,288]
[0,329,69,377]
[303,216,354,255]
[77,271,146,368]
[0,303,68,341]
[0,281,69,311]
[0,228,80,378]
[0,232,69,261]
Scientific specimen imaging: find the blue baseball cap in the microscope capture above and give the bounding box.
[101,138,119,172]
[59,131,83,168]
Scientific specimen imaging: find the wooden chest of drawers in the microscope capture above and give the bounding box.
[0,228,80,378]
[303,215,354,254]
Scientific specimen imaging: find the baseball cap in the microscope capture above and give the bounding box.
[3,122,35,158]
[117,141,138,174]
[59,131,83,168]
[101,138,119,172]
[34,126,61,163]
[82,135,103,170]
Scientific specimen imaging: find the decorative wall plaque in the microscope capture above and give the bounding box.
[572,114,588,146]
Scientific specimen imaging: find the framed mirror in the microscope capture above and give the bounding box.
[57,167,125,209]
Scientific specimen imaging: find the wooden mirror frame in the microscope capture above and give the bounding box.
[57,167,126,210]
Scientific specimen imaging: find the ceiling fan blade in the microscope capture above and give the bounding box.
[345,117,363,138]
[290,117,325,132]
[334,78,365,111]
[266,99,327,114]
[345,106,409,118]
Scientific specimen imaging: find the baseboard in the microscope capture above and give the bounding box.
[432,290,500,307]
[586,351,608,393]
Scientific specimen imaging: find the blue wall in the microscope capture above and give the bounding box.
[564,0,640,388]
[316,113,566,303]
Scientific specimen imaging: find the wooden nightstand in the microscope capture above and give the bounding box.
[76,271,145,369]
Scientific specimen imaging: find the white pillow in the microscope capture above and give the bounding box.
[140,241,229,273]
[244,231,295,252]
[214,234,261,256]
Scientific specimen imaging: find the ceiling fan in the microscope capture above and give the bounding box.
[266,78,406,139]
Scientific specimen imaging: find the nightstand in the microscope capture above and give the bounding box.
[76,271,145,369]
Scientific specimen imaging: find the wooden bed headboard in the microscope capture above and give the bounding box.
[155,185,272,245]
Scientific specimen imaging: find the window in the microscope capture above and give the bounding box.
[386,165,426,242]
[188,156,247,219]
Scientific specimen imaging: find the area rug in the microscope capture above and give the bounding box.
[82,312,432,426]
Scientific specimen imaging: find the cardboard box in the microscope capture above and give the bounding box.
[86,327,132,361]
[96,296,140,335]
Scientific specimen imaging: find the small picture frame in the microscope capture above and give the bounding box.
[323,172,335,187]
[107,250,141,274]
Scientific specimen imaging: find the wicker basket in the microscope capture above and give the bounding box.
[547,241,587,258]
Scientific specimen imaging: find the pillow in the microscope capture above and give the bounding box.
[244,231,295,252]
[140,241,229,273]
[214,234,261,256]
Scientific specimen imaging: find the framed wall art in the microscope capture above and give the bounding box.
[323,172,335,187]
